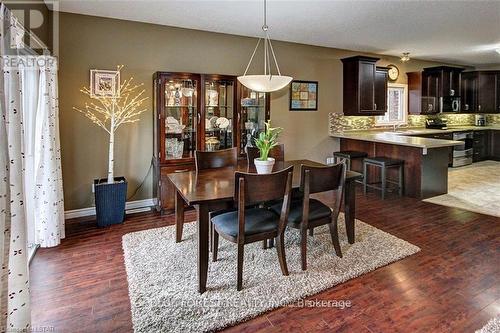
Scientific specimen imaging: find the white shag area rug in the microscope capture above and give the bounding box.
[424,160,500,217]
[476,316,500,333]
[122,214,420,333]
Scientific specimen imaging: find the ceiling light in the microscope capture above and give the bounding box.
[400,52,411,62]
[237,0,293,92]
[496,48,500,55]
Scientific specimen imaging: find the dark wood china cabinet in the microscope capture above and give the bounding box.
[153,72,270,213]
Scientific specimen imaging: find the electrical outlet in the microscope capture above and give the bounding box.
[92,183,95,193]
[326,157,335,165]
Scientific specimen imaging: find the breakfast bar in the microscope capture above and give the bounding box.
[331,131,464,198]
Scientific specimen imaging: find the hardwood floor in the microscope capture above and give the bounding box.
[30,186,500,332]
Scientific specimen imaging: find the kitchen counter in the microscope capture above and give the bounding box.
[330,125,500,151]
[331,131,464,151]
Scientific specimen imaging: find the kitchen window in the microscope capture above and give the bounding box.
[375,83,408,126]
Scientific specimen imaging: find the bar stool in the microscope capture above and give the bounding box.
[363,157,404,200]
[333,151,368,171]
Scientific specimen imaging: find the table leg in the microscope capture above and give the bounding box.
[197,203,210,294]
[344,179,356,244]
[175,190,185,243]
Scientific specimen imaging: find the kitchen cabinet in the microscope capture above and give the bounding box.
[407,72,438,114]
[478,71,498,113]
[374,67,388,113]
[341,56,388,116]
[460,72,478,113]
[473,131,490,162]
[407,66,464,115]
[490,130,500,160]
[461,71,500,113]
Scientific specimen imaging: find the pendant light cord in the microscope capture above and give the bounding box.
[241,0,283,77]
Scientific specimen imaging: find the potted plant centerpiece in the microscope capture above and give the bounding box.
[74,66,148,227]
[254,121,283,174]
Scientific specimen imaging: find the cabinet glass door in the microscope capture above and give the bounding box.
[204,79,234,151]
[163,78,197,160]
[239,87,268,155]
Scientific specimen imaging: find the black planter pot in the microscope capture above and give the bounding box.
[94,177,128,227]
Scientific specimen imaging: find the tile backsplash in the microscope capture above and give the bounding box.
[329,113,500,134]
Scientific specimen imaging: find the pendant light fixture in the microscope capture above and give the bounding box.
[237,0,293,92]
[400,52,411,62]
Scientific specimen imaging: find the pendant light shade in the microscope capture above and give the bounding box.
[237,75,293,93]
[237,0,293,93]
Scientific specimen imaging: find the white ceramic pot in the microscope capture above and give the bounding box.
[254,157,275,174]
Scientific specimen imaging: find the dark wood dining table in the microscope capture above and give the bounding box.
[168,159,362,293]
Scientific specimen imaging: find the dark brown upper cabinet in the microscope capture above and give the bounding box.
[461,71,500,113]
[478,71,498,113]
[341,56,388,116]
[460,71,478,113]
[407,66,464,115]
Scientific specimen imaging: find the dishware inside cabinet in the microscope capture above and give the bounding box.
[203,77,235,151]
[239,87,270,156]
[162,77,198,161]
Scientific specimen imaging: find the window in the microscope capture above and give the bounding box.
[375,83,408,126]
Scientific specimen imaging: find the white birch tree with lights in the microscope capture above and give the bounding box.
[74,66,148,184]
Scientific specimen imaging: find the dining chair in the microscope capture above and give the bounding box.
[246,144,285,164]
[246,144,285,249]
[210,166,294,291]
[270,162,346,270]
[195,147,239,172]
[176,147,239,243]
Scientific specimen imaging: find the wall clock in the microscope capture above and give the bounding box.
[387,64,399,81]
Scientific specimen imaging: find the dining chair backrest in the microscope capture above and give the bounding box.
[246,144,285,164]
[300,163,346,195]
[234,165,293,207]
[195,147,238,172]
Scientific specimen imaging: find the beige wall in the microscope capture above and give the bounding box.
[59,12,458,210]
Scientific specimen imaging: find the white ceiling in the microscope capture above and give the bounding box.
[55,0,500,66]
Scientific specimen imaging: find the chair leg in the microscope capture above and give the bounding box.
[398,164,404,197]
[381,166,387,200]
[268,238,275,248]
[262,240,268,249]
[363,162,368,195]
[346,158,351,171]
[209,222,213,253]
[212,228,219,262]
[237,243,244,291]
[328,219,343,258]
[276,233,289,276]
[309,228,314,236]
[300,227,308,271]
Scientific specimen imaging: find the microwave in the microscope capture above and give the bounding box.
[440,96,461,113]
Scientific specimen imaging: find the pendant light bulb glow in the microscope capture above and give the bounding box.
[237,0,293,92]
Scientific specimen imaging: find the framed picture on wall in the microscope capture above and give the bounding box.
[289,80,318,111]
[90,69,120,98]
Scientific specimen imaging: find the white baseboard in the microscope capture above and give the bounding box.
[64,198,157,220]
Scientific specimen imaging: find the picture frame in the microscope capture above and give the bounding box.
[289,80,318,111]
[90,69,121,98]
